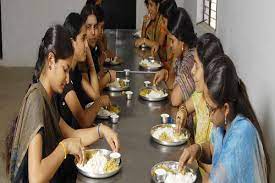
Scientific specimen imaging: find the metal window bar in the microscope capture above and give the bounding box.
[202,0,217,29]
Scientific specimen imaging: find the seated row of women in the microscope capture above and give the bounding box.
[137,0,270,182]
[5,0,270,182]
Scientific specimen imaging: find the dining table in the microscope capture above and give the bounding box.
[76,29,202,183]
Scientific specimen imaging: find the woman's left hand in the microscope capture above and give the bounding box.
[101,125,120,152]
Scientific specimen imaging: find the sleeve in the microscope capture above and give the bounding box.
[62,79,74,98]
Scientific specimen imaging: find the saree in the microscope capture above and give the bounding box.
[10,82,76,182]
[174,48,195,102]
[210,115,268,183]
[144,14,168,62]
[192,91,213,144]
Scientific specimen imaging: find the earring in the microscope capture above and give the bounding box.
[224,116,227,125]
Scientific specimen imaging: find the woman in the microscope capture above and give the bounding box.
[6,25,119,182]
[81,3,117,90]
[158,0,177,64]
[178,55,270,182]
[176,33,224,144]
[135,0,167,62]
[153,7,197,106]
[57,12,111,129]
[95,5,117,61]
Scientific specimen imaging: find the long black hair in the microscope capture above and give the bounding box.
[168,7,197,48]
[81,3,99,23]
[196,33,224,67]
[148,0,161,5]
[159,0,177,18]
[204,55,270,182]
[85,0,96,6]
[63,13,85,40]
[6,25,74,174]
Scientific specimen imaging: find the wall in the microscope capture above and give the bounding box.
[216,0,275,180]
[1,0,84,67]
[136,0,147,29]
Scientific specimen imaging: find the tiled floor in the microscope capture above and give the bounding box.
[0,66,33,182]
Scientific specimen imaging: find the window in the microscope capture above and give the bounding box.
[203,0,217,29]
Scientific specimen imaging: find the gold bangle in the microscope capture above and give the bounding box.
[59,142,67,159]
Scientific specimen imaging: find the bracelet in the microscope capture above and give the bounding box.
[59,141,67,159]
[197,143,203,159]
[107,70,111,83]
[97,123,103,139]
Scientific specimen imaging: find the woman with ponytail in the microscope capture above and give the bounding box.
[153,7,197,107]
[6,25,119,183]
[178,55,270,182]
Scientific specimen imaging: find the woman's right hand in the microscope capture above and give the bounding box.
[143,14,150,22]
[153,69,169,85]
[97,95,111,107]
[135,38,144,48]
[100,125,120,152]
[108,70,117,83]
[62,138,85,165]
[178,144,201,171]
[175,109,188,133]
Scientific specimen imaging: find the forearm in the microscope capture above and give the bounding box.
[29,143,64,182]
[167,67,176,88]
[99,73,111,91]
[80,102,102,128]
[198,161,212,174]
[199,142,212,164]
[166,74,175,89]
[144,38,159,48]
[88,68,100,98]
[90,75,100,98]
[141,22,147,37]
[185,97,195,114]
[71,126,100,147]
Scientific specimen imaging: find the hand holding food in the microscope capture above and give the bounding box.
[62,138,85,165]
[153,69,169,85]
[100,125,120,152]
[178,144,201,172]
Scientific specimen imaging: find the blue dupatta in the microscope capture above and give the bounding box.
[209,115,268,183]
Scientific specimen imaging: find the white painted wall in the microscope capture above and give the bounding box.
[136,0,147,30]
[216,0,275,180]
[1,0,84,66]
